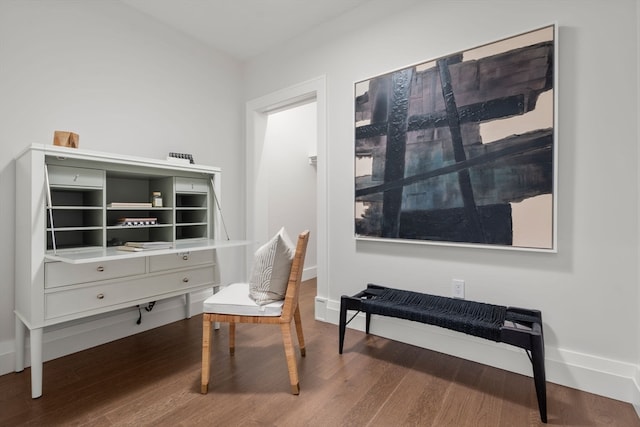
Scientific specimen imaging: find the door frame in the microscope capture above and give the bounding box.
[245,75,329,320]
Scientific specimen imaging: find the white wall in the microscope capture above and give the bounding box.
[637,0,640,405]
[244,0,640,404]
[0,1,245,373]
[264,102,318,277]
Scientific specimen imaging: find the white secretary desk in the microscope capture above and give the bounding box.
[14,144,246,398]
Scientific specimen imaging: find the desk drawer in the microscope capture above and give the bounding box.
[45,258,146,288]
[149,250,215,272]
[175,177,208,193]
[45,266,215,319]
[48,165,104,188]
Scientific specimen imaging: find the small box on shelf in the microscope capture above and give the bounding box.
[116,217,158,226]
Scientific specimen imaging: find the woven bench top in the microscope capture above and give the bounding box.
[360,287,508,341]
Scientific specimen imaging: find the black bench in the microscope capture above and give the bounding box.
[339,283,547,423]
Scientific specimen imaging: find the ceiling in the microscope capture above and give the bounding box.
[120,0,373,61]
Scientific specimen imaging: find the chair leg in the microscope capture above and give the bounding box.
[293,306,306,357]
[280,322,300,395]
[229,322,236,355]
[201,314,212,394]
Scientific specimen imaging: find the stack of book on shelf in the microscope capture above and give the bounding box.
[108,202,153,208]
[117,241,173,252]
[116,217,158,226]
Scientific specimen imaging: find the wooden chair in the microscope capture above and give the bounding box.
[201,230,310,394]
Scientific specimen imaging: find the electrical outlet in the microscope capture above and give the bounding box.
[452,279,465,299]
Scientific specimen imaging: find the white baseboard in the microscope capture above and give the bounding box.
[302,265,317,282]
[1,290,212,375]
[314,296,328,321]
[324,298,640,407]
[632,368,640,417]
[0,339,16,377]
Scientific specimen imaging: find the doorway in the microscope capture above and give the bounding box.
[245,76,328,321]
[263,101,317,276]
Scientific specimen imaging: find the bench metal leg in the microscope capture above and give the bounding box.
[339,294,371,354]
[504,310,547,423]
[531,332,547,423]
[339,296,348,354]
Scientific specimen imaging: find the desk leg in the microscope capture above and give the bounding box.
[185,293,192,319]
[211,286,220,330]
[15,315,25,372]
[30,327,43,399]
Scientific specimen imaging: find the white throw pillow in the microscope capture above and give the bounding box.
[249,227,295,305]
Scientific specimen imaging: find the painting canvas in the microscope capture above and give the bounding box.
[354,25,556,251]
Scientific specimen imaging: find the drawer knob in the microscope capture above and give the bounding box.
[182,277,189,283]
[182,254,189,261]
[97,266,105,272]
[73,174,79,182]
[97,293,105,299]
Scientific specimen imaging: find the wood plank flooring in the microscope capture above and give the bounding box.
[2,279,638,426]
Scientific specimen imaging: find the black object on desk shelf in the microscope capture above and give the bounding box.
[168,152,194,164]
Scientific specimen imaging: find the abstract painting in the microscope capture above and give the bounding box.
[354,25,556,251]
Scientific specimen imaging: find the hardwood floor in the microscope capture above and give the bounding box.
[2,279,638,426]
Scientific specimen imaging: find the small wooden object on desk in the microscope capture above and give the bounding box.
[53,131,79,148]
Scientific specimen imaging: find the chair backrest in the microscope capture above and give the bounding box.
[280,230,310,321]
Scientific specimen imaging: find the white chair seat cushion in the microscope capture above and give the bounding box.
[203,282,283,316]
